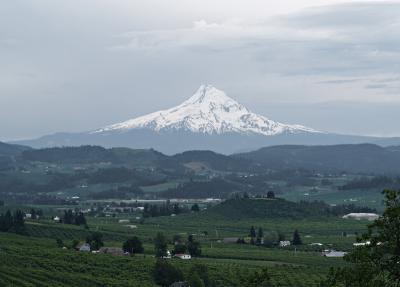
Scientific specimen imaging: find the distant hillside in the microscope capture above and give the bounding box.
[172,150,253,171]
[0,141,31,156]
[8,143,400,174]
[0,142,31,170]
[19,145,251,172]
[234,144,400,173]
[20,145,171,167]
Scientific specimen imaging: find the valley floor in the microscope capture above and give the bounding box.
[0,211,368,287]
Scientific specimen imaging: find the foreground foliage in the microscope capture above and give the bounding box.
[322,189,400,287]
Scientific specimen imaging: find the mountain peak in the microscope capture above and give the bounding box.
[93,85,319,136]
[180,84,249,114]
[185,84,232,104]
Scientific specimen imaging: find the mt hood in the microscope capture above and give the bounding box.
[94,85,318,136]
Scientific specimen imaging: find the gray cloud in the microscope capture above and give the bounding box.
[1,1,400,140]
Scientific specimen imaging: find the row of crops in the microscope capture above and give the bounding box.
[0,231,331,286]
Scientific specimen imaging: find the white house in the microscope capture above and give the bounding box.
[309,243,323,246]
[78,243,91,252]
[323,250,347,257]
[124,225,137,229]
[53,216,61,223]
[118,219,130,223]
[174,254,191,260]
[162,250,172,259]
[279,241,291,247]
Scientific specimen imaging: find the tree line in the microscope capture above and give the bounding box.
[0,210,25,234]
[61,209,87,226]
[142,202,189,218]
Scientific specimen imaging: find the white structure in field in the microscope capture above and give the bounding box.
[174,254,191,260]
[162,250,172,259]
[342,213,379,221]
[279,241,291,247]
[118,219,130,223]
[323,250,347,258]
[78,243,91,252]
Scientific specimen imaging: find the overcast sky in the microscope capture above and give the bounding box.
[1,0,400,140]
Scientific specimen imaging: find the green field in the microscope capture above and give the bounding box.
[0,203,372,286]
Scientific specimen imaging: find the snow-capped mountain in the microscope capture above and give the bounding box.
[15,85,396,154]
[93,85,319,136]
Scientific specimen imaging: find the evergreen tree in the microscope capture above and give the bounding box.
[249,226,256,238]
[257,227,264,244]
[191,203,200,212]
[267,191,275,199]
[173,204,180,215]
[292,229,302,245]
[1,210,13,231]
[63,210,74,224]
[154,232,168,258]
[187,235,202,257]
[74,212,86,226]
[12,210,25,233]
[30,208,37,219]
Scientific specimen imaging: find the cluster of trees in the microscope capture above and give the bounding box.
[154,233,169,258]
[62,210,87,226]
[173,234,202,257]
[28,208,43,219]
[237,227,302,247]
[153,260,213,287]
[154,232,202,258]
[122,236,144,255]
[143,202,188,218]
[85,232,104,251]
[0,173,80,205]
[247,226,265,245]
[321,189,400,287]
[0,210,25,234]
